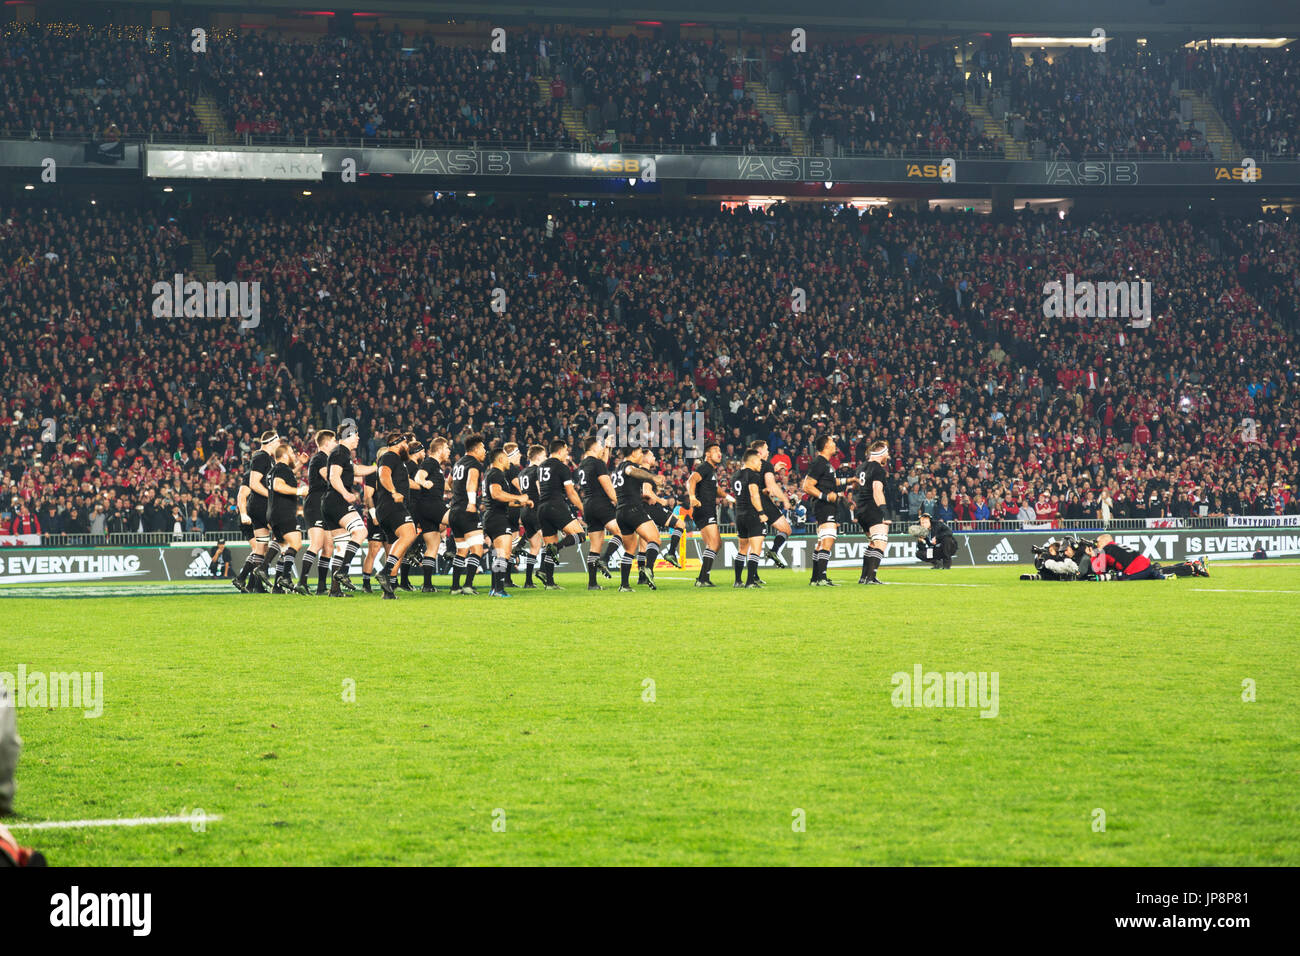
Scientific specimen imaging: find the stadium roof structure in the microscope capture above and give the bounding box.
[74,0,1300,34]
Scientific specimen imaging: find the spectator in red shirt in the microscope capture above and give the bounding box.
[9,505,40,536]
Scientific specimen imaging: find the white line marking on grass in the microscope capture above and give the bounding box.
[654,574,989,588]
[1190,588,1300,594]
[876,581,991,588]
[8,814,222,831]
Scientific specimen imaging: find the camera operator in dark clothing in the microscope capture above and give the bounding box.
[916,512,957,569]
[1021,536,1083,580]
[208,541,233,578]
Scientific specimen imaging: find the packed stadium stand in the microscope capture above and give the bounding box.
[789,41,999,157]
[0,23,202,140]
[206,30,572,146]
[1,193,1296,539]
[997,47,1212,160]
[2,6,1299,542]
[1184,43,1300,159]
[5,20,1300,161]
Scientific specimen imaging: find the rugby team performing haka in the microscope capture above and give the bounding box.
[229,428,891,598]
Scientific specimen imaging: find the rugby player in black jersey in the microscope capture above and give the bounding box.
[801,435,850,586]
[502,442,523,587]
[484,448,532,597]
[234,430,280,593]
[611,448,665,592]
[233,464,256,592]
[731,448,768,588]
[576,436,620,590]
[397,439,427,591]
[752,441,793,569]
[536,439,587,590]
[363,430,418,590]
[639,450,685,575]
[322,422,376,597]
[448,434,488,595]
[515,445,546,588]
[686,442,724,587]
[410,436,451,592]
[360,464,387,593]
[647,447,712,582]
[297,429,336,594]
[853,441,891,585]
[372,432,418,599]
[255,443,309,593]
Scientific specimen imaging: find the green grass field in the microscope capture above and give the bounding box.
[3,562,1298,866]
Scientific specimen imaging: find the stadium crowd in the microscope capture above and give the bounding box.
[5,22,1300,162]
[556,32,782,150]
[205,29,570,146]
[784,41,999,157]
[0,22,202,140]
[1001,47,1212,160]
[1185,43,1300,159]
[1,193,1297,540]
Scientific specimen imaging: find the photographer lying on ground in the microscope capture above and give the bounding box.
[1020,536,1084,580]
[910,512,957,569]
[1082,534,1210,581]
